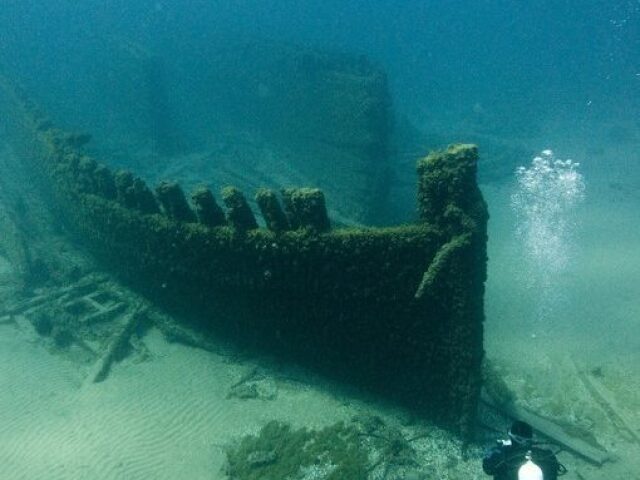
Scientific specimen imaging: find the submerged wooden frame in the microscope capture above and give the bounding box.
[0,75,487,438]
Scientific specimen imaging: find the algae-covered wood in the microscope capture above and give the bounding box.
[0,73,487,438]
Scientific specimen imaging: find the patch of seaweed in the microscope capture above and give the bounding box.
[224,421,369,480]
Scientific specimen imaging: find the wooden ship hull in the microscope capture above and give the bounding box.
[0,74,487,438]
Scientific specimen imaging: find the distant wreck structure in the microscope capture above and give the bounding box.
[0,61,487,437]
[8,39,393,226]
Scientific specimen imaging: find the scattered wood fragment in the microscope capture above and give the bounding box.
[481,389,611,466]
[0,275,106,316]
[81,301,126,325]
[149,310,222,354]
[227,366,277,400]
[88,306,145,383]
[2,292,63,316]
[573,361,640,445]
[230,366,260,391]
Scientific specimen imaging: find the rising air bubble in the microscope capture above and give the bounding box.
[510,149,586,327]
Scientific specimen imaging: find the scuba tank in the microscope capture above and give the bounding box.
[518,451,544,480]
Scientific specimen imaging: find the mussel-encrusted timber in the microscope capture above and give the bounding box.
[0,75,487,438]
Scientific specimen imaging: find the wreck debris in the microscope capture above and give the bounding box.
[221,186,259,231]
[93,164,117,200]
[481,389,610,466]
[0,155,51,290]
[574,361,640,446]
[255,188,289,233]
[114,170,137,209]
[0,73,488,438]
[2,274,141,375]
[113,169,159,214]
[155,180,196,222]
[191,186,226,227]
[132,177,160,215]
[2,270,226,383]
[146,307,224,354]
[281,187,330,232]
[227,366,278,400]
[0,208,36,290]
[88,306,146,383]
[0,275,106,317]
[194,41,392,224]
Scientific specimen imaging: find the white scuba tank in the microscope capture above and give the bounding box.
[518,452,543,480]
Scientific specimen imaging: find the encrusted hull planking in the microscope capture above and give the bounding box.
[0,74,487,439]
